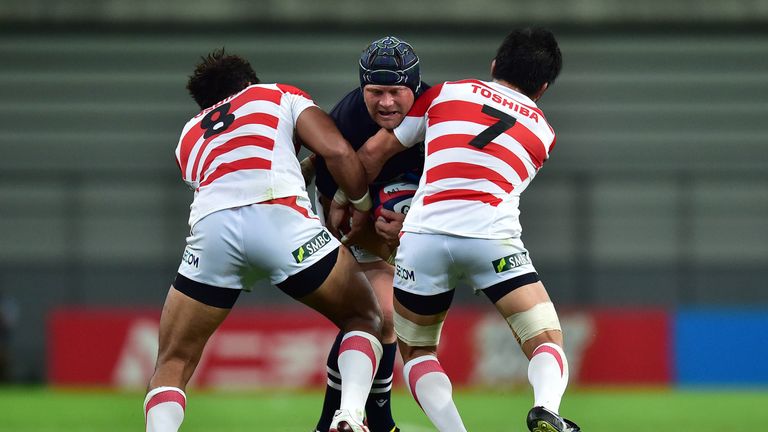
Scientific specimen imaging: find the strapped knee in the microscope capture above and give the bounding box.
[393,310,444,346]
[505,301,561,344]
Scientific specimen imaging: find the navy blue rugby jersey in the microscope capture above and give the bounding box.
[314,85,428,200]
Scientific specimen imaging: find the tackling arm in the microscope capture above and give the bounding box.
[296,106,369,204]
[357,128,408,183]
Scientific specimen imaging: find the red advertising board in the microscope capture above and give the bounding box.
[577,309,671,384]
[48,307,670,388]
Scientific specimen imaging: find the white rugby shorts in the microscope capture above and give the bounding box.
[177,196,340,291]
[393,232,538,296]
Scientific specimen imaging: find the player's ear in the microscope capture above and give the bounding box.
[490,59,496,77]
[531,82,549,102]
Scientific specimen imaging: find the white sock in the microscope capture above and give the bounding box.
[144,386,186,432]
[403,355,467,432]
[337,331,383,423]
[527,342,569,413]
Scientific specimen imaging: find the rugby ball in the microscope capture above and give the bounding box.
[373,181,418,220]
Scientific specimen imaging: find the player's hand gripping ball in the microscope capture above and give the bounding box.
[373,181,418,220]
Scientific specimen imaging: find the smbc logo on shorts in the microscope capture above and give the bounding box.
[292,230,333,263]
[492,252,530,273]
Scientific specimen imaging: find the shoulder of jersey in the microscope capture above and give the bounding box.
[331,88,365,116]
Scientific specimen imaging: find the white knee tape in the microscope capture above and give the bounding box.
[393,310,444,346]
[505,301,561,344]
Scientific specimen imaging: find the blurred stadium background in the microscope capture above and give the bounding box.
[1,0,767,430]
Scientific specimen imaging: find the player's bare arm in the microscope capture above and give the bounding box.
[357,127,407,183]
[347,129,410,254]
[296,106,372,238]
[296,106,368,200]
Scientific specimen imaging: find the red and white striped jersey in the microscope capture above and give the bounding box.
[394,79,556,239]
[175,84,316,227]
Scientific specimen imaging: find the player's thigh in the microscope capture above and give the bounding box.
[157,287,232,359]
[300,245,382,336]
[166,208,246,361]
[361,260,394,315]
[492,280,553,315]
[361,260,395,341]
[454,237,562,352]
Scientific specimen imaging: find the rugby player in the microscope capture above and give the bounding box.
[308,36,428,432]
[357,28,581,432]
[144,49,382,432]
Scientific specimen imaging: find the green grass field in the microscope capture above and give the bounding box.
[1,387,766,431]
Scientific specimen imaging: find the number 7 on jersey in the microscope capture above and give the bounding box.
[469,104,517,149]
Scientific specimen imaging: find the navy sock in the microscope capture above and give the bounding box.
[365,342,398,432]
[315,331,343,432]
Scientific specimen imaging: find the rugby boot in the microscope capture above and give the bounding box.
[526,406,581,432]
[329,409,370,432]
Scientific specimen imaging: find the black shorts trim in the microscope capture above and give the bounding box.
[394,287,455,316]
[277,247,339,300]
[482,272,540,304]
[173,274,241,309]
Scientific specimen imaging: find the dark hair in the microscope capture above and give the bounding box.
[492,28,562,97]
[359,36,421,94]
[186,48,260,109]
